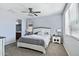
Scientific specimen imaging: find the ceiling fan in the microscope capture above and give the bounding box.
[21,8,41,16]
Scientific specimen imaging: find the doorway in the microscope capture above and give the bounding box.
[16,19,22,41]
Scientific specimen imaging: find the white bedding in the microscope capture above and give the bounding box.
[22,34,50,48]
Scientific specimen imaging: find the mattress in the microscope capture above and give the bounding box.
[18,37,45,47]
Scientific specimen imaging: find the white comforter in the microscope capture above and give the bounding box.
[22,34,50,48]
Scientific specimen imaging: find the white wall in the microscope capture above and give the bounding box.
[0,10,17,45]
[32,14,63,36]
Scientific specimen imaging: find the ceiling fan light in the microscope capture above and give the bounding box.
[28,13,33,16]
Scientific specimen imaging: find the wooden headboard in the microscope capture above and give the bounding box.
[33,27,51,36]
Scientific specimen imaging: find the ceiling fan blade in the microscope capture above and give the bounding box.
[33,13,38,16]
[33,11,41,13]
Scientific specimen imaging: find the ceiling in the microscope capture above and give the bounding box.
[0,3,66,18]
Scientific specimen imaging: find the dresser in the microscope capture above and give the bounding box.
[0,36,5,56]
[16,32,21,40]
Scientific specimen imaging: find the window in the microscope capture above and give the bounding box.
[65,3,79,39]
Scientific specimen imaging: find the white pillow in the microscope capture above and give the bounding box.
[37,31,42,35]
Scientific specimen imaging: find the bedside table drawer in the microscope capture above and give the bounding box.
[52,36,61,44]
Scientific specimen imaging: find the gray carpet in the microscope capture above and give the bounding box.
[5,42,68,56]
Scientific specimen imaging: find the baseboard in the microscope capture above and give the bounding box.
[5,40,16,45]
[63,43,70,56]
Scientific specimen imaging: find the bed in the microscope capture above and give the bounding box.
[17,27,51,54]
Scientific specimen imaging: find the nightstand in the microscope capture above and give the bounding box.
[52,35,61,44]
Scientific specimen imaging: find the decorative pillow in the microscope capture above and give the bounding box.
[44,32,49,35]
[34,31,42,35]
[34,32,38,34]
[37,31,42,35]
[24,32,33,36]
